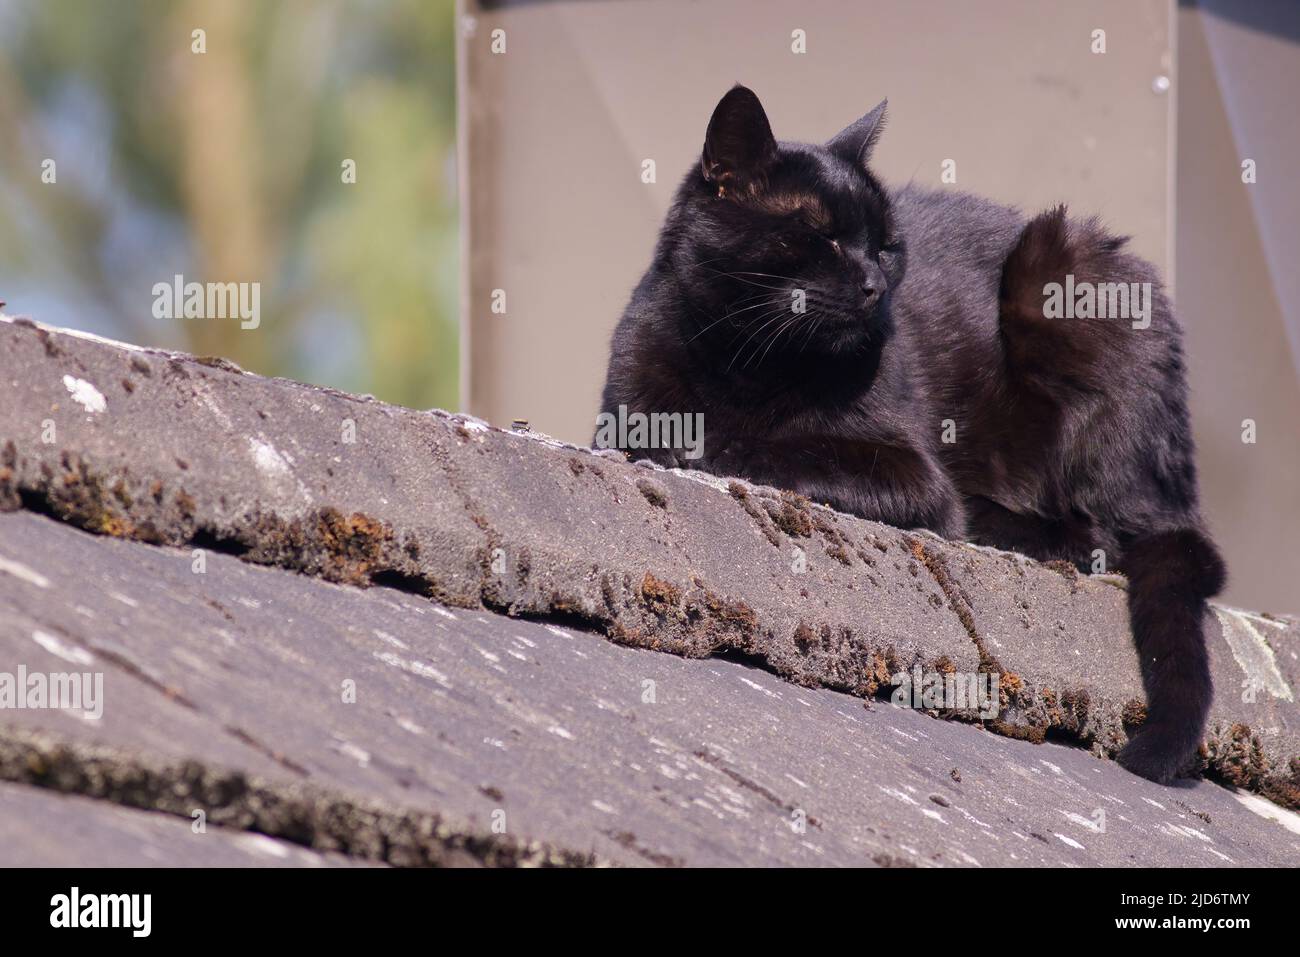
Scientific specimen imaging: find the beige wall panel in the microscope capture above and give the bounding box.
[1175,5,1300,611]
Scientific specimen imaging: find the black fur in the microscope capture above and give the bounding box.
[596,86,1224,782]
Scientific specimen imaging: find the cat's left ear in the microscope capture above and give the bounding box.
[827,99,888,167]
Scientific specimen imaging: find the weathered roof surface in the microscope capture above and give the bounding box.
[0,781,375,868]
[4,510,1298,866]
[1,315,1298,866]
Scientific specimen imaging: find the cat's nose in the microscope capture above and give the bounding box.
[860,262,886,303]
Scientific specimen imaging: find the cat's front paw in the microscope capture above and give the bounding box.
[623,445,688,471]
[706,437,768,484]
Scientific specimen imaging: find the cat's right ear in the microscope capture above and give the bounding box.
[701,85,777,198]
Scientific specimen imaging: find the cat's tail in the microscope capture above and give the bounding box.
[1116,527,1226,783]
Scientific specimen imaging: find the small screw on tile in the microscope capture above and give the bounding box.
[511,418,530,432]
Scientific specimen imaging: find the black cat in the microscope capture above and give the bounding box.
[596,86,1225,784]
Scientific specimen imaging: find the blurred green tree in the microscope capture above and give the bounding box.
[0,0,459,411]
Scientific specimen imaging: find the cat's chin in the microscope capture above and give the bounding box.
[807,311,889,356]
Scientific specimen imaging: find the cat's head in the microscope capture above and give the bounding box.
[664,85,904,368]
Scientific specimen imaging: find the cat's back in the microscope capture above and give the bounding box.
[889,184,1024,312]
[886,184,1025,404]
